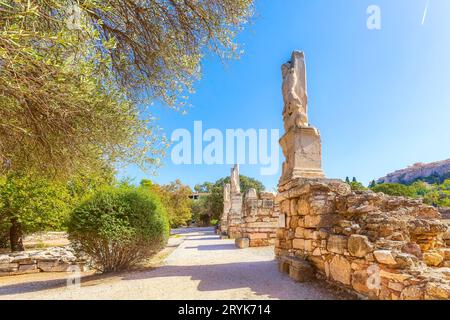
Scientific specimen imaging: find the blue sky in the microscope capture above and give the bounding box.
[118,0,450,191]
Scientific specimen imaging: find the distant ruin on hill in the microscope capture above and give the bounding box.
[377,159,450,185]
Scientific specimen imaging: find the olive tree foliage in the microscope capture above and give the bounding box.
[0,1,164,177]
[84,0,254,109]
[0,0,254,176]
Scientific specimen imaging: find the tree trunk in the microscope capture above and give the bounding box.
[10,218,24,252]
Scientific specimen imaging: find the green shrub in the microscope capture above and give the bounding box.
[371,183,417,198]
[68,186,169,272]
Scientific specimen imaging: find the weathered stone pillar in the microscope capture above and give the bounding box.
[227,165,243,239]
[220,183,231,236]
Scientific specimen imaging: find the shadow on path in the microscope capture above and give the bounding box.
[0,260,351,300]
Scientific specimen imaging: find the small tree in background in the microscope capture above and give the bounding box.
[0,172,72,251]
[141,179,193,228]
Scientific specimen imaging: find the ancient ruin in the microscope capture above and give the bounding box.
[279,51,324,185]
[226,165,244,239]
[219,165,278,248]
[275,51,450,300]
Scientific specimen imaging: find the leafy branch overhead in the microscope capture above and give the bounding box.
[0,0,254,176]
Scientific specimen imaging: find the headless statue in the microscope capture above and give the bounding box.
[282,51,309,131]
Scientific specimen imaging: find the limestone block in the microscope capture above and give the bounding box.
[379,270,412,283]
[308,256,325,273]
[0,256,11,264]
[351,270,371,295]
[278,214,286,228]
[293,239,305,250]
[18,264,39,273]
[288,262,314,282]
[327,235,348,255]
[297,199,309,215]
[295,227,305,238]
[0,263,18,272]
[246,222,267,228]
[423,252,444,267]
[401,243,423,259]
[424,282,450,300]
[438,248,450,261]
[248,233,268,240]
[304,214,340,228]
[348,235,373,258]
[388,281,404,292]
[304,240,313,252]
[303,229,320,240]
[290,199,298,216]
[279,260,290,274]
[279,126,325,183]
[235,238,250,249]
[329,255,351,285]
[11,255,34,264]
[245,188,258,200]
[289,216,299,228]
[401,285,424,300]
[280,200,290,215]
[373,250,397,265]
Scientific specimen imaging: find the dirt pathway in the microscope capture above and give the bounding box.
[0,228,348,300]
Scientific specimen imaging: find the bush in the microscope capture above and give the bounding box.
[371,183,417,198]
[68,186,169,272]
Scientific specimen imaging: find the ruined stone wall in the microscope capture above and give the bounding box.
[237,191,279,248]
[276,178,450,300]
[227,194,243,239]
[0,246,87,277]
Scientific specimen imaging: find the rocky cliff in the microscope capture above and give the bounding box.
[378,159,450,185]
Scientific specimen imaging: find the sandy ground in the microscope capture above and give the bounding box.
[0,228,350,300]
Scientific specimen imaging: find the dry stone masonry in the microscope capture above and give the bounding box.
[219,165,278,248]
[0,246,87,277]
[237,190,279,248]
[275,50,450,300]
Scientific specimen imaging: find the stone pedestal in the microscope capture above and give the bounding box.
[279,125,324,186]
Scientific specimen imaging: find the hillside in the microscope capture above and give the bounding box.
[377,158,450,185]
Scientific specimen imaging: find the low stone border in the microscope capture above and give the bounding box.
[0,246,87,277]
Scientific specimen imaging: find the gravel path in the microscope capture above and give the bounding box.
[0,228,347,300]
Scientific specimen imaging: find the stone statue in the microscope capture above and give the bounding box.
[282,51,308,131]
[230,164,240,194]
[279,51,324,185]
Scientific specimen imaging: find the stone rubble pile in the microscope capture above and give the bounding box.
[0,246,87,277]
